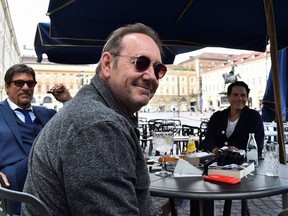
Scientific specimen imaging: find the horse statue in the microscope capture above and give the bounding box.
[222,65,241,91]
[222,65,241,84]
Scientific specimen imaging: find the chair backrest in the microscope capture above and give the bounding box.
[147,118,182,136]
[200,118,209,132]
[181,125,203,149]
[278,208,288,216]
[0,176,51,216]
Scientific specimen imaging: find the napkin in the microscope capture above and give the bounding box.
[173,158,203,177]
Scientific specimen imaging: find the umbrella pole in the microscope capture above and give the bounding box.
[264,0,286,164]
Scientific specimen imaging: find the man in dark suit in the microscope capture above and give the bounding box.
[0,64,71,214]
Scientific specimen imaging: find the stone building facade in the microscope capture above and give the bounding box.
[22,50,271,113]
[0,0,22,100]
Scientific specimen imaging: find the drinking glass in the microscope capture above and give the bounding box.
[152,131,174,176]
[264,142,279,176]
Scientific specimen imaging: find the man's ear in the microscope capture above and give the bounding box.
[101,52,113,79]
[4,84,9,95]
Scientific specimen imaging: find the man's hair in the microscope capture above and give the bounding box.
[4,64,36,84]
[95,23,163,74]
[227,81,250,96]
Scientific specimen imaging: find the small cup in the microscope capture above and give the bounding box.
[264,142,279,177]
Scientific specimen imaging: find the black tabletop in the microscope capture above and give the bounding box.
[149,161,288,201]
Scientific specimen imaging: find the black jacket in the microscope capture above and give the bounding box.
[203,106,264,156]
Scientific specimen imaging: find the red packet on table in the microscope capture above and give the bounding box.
[204,174,241,184]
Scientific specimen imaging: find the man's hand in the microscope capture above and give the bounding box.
[212,147,220,154]
[47,84,72,102]
[0,172,10,188]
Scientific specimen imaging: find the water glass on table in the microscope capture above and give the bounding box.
[152,131,174,176]
[264,142,279,177]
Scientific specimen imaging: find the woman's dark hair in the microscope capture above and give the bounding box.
[227,81,250,96]
[4,64,36,85]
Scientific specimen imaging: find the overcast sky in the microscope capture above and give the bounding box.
[7,0,50,51]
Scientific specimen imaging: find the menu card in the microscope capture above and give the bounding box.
[174,158,203,177]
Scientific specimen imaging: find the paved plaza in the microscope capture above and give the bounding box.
[140,111,285,216]
[152,195,283,216]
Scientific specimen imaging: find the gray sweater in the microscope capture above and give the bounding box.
[22,75,158,215]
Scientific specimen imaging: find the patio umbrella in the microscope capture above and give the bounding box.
[35,22,103,64]
[46,0,288,52]
[39,0,288,163]
[262,48,288,122]
[35,22,200,64]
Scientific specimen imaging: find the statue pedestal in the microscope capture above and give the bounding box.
[219,91,227,95]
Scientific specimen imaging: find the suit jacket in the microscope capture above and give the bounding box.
[0,99,56,192]
[202,106,264,156]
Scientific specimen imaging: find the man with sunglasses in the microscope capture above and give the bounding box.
[22,23,168,215]
[0,64,71,215]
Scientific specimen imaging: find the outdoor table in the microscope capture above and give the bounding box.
[149,161,288,216]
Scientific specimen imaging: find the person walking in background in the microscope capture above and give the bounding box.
[22,23,168,215]
[0,64,71,215]
[202,81,264,156]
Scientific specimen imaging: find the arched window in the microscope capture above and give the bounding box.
[43,96,52,103]
[180,97,187,102]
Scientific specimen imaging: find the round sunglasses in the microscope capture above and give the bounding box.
[11,80,37,88]
[114,55,167,79]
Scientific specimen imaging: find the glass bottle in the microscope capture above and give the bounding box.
[246,133,258,167]
[187,135,197,158]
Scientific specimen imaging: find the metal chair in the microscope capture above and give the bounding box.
[0,176,51,216]
[278,208,288,216]
[181,125,202,150]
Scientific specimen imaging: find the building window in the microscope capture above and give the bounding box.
[180,97,187,102]
[37,84,41,93]
[43,96,52,103]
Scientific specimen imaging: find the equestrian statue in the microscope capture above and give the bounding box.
[222,65,241,91]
